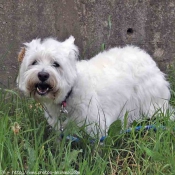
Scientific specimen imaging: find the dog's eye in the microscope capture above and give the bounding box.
[31,60,37,66]
[52,62,60,68]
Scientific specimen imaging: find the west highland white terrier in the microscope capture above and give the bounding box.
[17,36,171,136]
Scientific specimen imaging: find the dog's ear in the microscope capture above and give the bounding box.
[64,36,79,61]
[64,35,75,45]
[18,47,26,63]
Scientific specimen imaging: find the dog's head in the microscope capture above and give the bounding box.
[17,36,79,103]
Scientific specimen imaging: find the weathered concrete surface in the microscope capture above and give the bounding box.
[0,0,175,88]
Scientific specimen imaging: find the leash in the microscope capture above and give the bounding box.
[123,125,166,133]
[61,124,169,143]
[44,100,169,143]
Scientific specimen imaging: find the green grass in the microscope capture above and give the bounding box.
[1,68,175,174]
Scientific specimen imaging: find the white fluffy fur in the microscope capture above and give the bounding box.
[17,36,171,136]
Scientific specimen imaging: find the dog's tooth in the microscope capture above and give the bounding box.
[36,87,49,95]
[37,87,42,94]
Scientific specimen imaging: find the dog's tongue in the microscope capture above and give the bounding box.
[36,83,50,95]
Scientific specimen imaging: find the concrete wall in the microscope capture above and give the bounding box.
[0,0,175,88]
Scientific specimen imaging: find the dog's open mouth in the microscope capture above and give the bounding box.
[35,83,52,96]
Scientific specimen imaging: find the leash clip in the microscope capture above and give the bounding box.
[60,101,68,114]
[59,101,68,132]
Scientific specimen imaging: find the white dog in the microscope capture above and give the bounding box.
[17,36,170,136]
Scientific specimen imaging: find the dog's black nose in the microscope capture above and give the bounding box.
[38,72,49,82]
